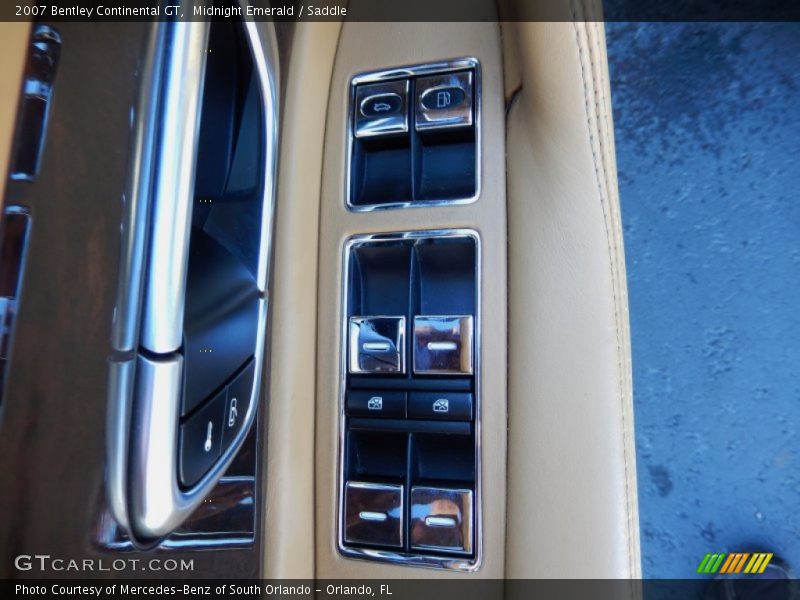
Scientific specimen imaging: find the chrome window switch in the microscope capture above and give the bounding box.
[349,316,406,374]
[413,315,473,375]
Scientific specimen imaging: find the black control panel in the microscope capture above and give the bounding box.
[340,233,479,564]
[178,358,255,487]
[349,60,478,208]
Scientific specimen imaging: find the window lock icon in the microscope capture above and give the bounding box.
[432,398,449,413]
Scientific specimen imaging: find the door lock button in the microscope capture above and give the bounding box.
[179,389,226,487]
[222,359,255,450]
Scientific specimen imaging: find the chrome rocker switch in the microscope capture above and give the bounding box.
[354,80,410,139]
[415,71,473,132]
[344,482,404,548]
[413,315,473,375]
[349,316,406,374]
[410,487,473,555]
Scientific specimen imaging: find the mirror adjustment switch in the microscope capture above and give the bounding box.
[346,390,406,418]
[408,391,473,420]
[409,487,473,554]
[222,359,255,450]
[349,316,406,374]
[415,71,473,132]
[354,80,409,139]
[344,482,403,548]
[413,315,473,375]
[179,389,226,487]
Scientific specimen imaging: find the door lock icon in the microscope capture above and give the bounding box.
[228,397,239,427]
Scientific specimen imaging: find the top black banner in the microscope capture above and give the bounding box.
[3,0,800,22]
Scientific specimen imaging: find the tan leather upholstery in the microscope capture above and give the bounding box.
[0,23,30,208]
[263,22,342,578]
[504,19,641,578]
[266,9,639,580]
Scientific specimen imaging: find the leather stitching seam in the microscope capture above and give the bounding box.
[570,8,636,579]
[586,19,641,579]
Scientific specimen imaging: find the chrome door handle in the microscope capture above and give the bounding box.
[106,9,279,544]
[139,19,209,355]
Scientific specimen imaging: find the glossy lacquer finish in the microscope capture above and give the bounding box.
[0,23,261,578]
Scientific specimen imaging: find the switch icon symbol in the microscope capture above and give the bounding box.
[435,90,452,108]
[433,398,449,413]
[228,397,239,427]
[367,396,383,411]
[203,421,213,452]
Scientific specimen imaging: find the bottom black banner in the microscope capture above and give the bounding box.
[4,579,796,600]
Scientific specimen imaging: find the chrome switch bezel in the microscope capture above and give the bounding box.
[348,315,407,374]
[415,71,474,132]
[345,58,481,212]
[337,229,482,572]
[412,315,474,375]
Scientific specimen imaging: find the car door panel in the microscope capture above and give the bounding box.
[0,0,639,584]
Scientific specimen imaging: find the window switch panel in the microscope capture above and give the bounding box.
[340,233,479,569]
